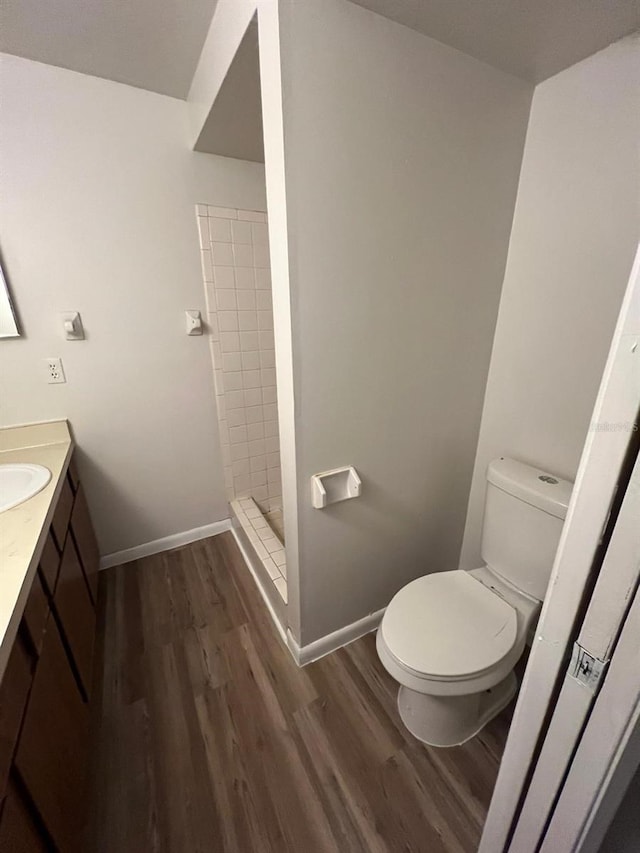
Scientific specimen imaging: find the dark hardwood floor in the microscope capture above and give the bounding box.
[87,532,511,852]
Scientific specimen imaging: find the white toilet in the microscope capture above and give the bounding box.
[376,457,572,748]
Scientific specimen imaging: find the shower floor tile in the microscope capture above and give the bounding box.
[265,508,284,541]
[231,497,287,603]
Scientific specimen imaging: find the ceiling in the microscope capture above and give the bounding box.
[0,0,636,125]
[351,0,639,82]
[0,0,219,98]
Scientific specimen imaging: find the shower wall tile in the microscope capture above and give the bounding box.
[209,217,232,242]
[216,290,237,310]
[255,269,271,290]
[242,351,260,370]
[253,243,271,268]
[237,209,266,222]
[237,290,256,310]
[251,222,268,244]
[244,388,262,407]
[213,267,235,288]
[235,268,255,289]
[208,205,237,219]
[212,242,234,266]
[197,205,282,512]
[256,290,272,311]
[231,220,253,243]
[233,243,254,267]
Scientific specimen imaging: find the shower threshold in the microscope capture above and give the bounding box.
[231,498,287,605]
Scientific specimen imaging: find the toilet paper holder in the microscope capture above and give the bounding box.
[311,466,361,509]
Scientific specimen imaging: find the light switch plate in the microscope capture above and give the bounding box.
[61,311,84,340]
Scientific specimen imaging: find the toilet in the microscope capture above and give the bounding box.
[376,457,573,748]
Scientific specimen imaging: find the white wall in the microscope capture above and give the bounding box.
[277,0,532,644]
[460,37,640,570]
[0,54,267,555]
[188,0,257,149]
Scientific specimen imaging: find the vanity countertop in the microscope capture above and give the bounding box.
[0,420,74,680]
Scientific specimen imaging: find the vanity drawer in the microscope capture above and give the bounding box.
[22,571,50,657]
[39,533,61,597]
[51,478,73,551]
[67,456,80,493]
[0,637,33,799]
[53,536,96,700]
[70,484,99,605]
[14,617,89,853]
[0,778,49,853]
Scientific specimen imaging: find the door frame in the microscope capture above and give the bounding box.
[515,443,640,849]
[479,242,640,852]
[541,576,640,851]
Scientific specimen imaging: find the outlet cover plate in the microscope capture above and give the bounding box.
[45,357,66,384]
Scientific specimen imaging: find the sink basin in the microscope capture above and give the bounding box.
[0,463,52,513]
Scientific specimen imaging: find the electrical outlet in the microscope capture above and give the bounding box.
[45,357,66,384]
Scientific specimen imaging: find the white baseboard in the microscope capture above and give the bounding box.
[287,607,386,666]
[99,518,232,570]
[229,525,289,649]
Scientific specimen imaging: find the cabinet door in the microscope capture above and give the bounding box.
[38,533,60,598]
[21,572,49,657]
[69,484,99,606]
[14,618,89,853]
[67,457,80,493]
[51,478,73,552]
[54,537,95,700]
[0,639,33,800]
[0,779,49,853]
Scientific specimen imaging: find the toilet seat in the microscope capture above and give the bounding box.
[380,571,518,681]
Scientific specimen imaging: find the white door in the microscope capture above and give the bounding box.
[515,445,640,850]
[480,242,640,853]
[540,546,640,852]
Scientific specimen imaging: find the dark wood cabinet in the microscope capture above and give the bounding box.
[0,453,99,852]
[54,536,96,699]
[67,456,80,493]
[38,533,60,598]
[0,780,49,853]
[21,572,49,657]
[0,638,32,800]
[70,484,100,605]
[51,478,73,551]
[14,617,89,853]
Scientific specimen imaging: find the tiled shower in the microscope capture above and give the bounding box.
[196,204,287,603]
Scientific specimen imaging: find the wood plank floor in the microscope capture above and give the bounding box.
[87,532,512,853]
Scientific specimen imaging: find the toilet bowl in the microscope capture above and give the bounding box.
[376,457,572,748]
[377,567,539,747]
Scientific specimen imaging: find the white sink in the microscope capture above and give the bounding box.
[0,463,52,513]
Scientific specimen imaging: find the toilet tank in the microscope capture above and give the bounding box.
[480,458,573,601]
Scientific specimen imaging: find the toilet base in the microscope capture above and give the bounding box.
[397,671,518,748]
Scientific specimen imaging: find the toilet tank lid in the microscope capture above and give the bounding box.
[487,458,573,520]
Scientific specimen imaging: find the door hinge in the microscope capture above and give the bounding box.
[569,643,608,692]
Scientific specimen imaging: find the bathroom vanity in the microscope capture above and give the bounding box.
[0,422,99,852]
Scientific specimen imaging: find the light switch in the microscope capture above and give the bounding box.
[62,311,84,340]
